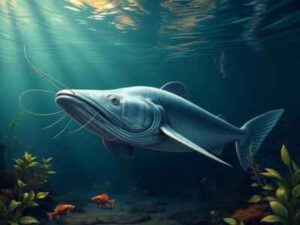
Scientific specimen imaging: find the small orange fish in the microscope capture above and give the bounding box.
[92,194,115,207]
[47,204,75,220]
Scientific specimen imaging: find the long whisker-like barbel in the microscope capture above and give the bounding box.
[51,119,72,140]
[23,45,76,94]
[68,112,99,135]
[41,114,67,131]
[19,89,63,116]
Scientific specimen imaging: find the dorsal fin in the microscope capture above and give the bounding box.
[161,81,189,100]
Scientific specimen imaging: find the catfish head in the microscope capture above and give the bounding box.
[55,89,164,145]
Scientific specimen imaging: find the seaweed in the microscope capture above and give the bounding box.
[0,113,24,171]
[223,145,300,225]
[14,152,55,193]
[3,113,24,153]
[258,145,300,224]
[0,152,55,225]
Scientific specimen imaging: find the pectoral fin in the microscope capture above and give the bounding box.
[102,139,135,159]
[210,146,224,156]
[160,125,231,167]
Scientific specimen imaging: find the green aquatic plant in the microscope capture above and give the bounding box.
[0,152,55,225]
[14,152,55,193]
[223,217,245,225]
[0,191,47,225]
[251,145,300,225]
[223,145,300,225]
[0,113,24,170]
[3,113,24,153]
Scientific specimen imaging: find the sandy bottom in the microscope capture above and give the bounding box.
[44,192,220,225]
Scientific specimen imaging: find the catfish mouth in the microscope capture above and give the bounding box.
[55,92,115,125]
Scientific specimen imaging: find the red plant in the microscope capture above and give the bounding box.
[232,204,269,225]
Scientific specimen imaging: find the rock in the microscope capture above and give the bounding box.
[168,210,212,225]
[129,201,165,214]
[57,213,151,225]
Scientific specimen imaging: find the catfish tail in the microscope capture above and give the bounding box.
[236,109,284,171]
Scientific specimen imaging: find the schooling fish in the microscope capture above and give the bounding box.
[92,194,115,207]
[55,81,284,171]
[47,204,75,220]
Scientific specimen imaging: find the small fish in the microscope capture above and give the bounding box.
[47,204,75,220]
[92,194,115,207]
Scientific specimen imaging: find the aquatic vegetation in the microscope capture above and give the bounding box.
[251,145,300,225]
[3,113,23,152]
[0,152,55,225]
[0,191,42,225]
[223,145,300,225]
[14,152,55,192]
[0,113,23,171]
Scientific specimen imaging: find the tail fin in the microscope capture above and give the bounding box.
[47,212,55,220]
[236,109,284,171]
[110,199,116,206]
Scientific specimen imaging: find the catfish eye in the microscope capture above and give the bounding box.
[110,95,120,105]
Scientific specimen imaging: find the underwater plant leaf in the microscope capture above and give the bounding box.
[261,168,283,180]
[264,196,277,202]
[43,157,52,163]
[276,186,289,203]
[28,191,35,202]
[8,200,22,213]
[295,170,300,184]
[23,191,35,205]
[223,218,237,225]
[36,192,48,200]
[292,161,299,171]
[23,192,29,203]
[18,216,39,224]
[248,195,262,203]
[28,202,39,207]
[270,201,288,218]
[17,180,26,188]
[24,153,31,161]
[8,221,19,225]
[280,145,291,166]
[263,184,275,191]
[14,159,23,165]
[48,170,56,174]
[251,182,259,188]
[28,162,38,167]
[292,184,300,199]
[0,200,8,214]
[261,215,285,223]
